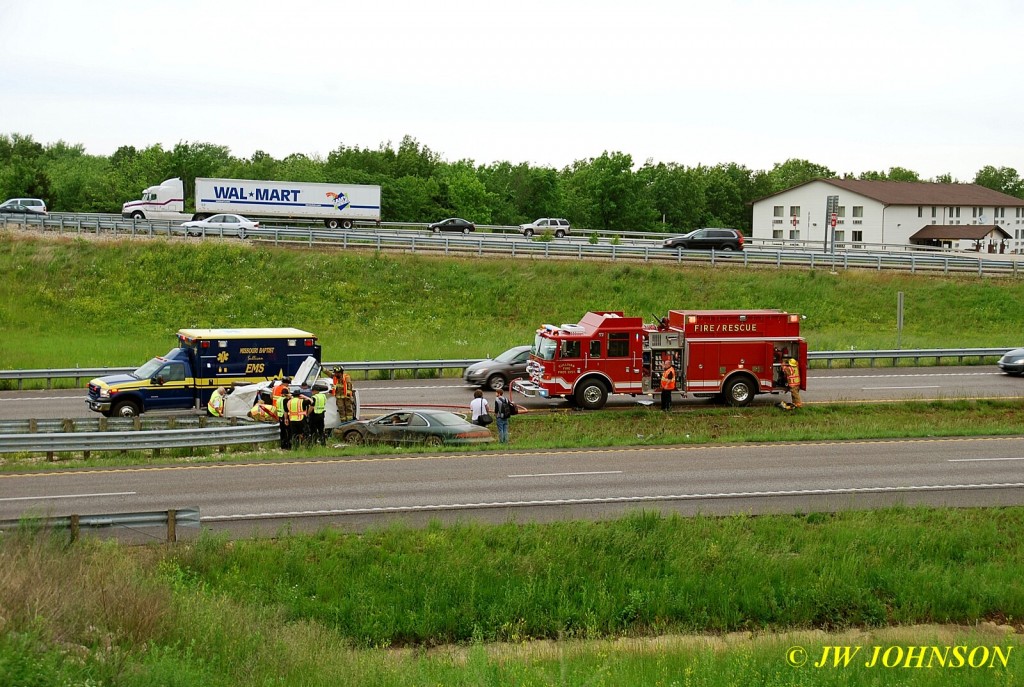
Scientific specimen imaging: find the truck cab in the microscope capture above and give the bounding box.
[122,177,192,222]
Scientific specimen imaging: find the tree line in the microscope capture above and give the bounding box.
[2,132,1021,233]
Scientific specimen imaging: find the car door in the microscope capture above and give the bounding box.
[511,348,531,379]
[142,361,193,409]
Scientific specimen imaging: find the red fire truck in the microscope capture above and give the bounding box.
[512,310,806,409]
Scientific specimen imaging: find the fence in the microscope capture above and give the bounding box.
[0,508,200,543]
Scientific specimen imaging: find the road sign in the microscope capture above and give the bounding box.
[791,216,798,227]
[830,213,837,227]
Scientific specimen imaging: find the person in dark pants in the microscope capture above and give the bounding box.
[660,355,677,411]
[275,388,291,449]
[286,392,310,449]
[309,383,329,446]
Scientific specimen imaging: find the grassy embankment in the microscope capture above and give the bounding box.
[2,230,1024,370]
[2,509,1023,686]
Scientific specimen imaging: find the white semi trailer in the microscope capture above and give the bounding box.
[122,177,382,229]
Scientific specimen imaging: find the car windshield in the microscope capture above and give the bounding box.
[134,357,167,379]
[494,347,524,363]
[534,334,557,361]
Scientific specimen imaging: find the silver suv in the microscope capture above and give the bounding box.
[520,218,570,238]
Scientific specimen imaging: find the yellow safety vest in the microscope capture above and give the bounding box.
[287,396,307,422]
[207,389,224,416]
[313,391,327,413]
[783,359,801,387]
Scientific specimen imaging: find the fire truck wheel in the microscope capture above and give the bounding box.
[486,374,507,391]
[723,376,755,407]
[575,380,608,410]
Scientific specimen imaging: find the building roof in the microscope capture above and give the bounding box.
[908,225,1011,241]
[756,178,1024,207]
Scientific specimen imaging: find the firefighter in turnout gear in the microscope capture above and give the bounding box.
[332,366,355,420]
[780,354,803,410]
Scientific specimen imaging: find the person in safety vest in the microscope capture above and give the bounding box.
[659,355,677,411]
[287,391,311,449]
[781,354,803,409]
[275,388,291,449]
[208,387,226,417]
[332,366,355,420]
[309,383,329,446]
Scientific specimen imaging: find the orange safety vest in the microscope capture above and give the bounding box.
[661,365,677,391]
[287,396,307,422]
[783,359,801,387]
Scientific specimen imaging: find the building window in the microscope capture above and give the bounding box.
[948,206,960,218]
[852,206,864,218]
[995,207,1005,218]
[918,206,923,217]
[852,230,863,243]
[773,229,783,239]
[838,206,846,217]
[789,206,801,217]
[789,229,800,240]
[932,206,937,218]
[773,205,784,217]
[834,230,845,242]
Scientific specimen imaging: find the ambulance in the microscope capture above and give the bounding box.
[86,328,321,417]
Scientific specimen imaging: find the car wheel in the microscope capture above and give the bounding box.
[486,374,507,391]
[433,226,440,233]
[462,227,470,234]
[342,429,364,445]
[341,220,353,230]
[723,376,755,407]
[325,219,340,229]
[719,245,734,252]
[524,229,534,237]
[424,435,444,447]
[111,400,141,417]
[555,230,566,238]
[237,228,247,240]
[574,380,608,410]
[131,211,144,220]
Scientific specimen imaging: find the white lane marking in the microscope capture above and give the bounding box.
[862,385,941,390]
[0,396,87,402]
[948,457,1024,463]
[826,372,1001,379]
[508,471,623,478]
[0,491,136,503]
[202,482,1024,521]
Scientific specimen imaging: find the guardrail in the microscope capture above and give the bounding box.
[809,347,1011,368]
[0,349,1012,390]
[5,213,1022,277]
[0,507,200,543]
[0,424,278,456]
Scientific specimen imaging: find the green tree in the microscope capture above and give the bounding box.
[974,166,1023,198]
[764,159,836,194]
[563,151,653,231]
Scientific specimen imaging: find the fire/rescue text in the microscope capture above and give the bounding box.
[693,323,759,333]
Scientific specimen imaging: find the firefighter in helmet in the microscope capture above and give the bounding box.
[780,351,803,409]
[332,366,355,420]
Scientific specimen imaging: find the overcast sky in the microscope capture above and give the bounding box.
[2,0,1021,180]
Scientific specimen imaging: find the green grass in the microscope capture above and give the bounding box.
[2,231,1024,370]
[2,510,1023,685]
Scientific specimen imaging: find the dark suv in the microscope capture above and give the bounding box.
[662,228,744,251]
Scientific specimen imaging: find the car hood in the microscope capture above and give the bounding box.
[465,359,496,373]
[89,373,138,389]
[1002,348,1024,358]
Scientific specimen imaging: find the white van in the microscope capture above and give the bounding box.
[0,198,48,215]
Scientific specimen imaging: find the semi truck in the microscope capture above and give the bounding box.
[512,309,806,409]
[121,177,382,229]
[86,328,321,417]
